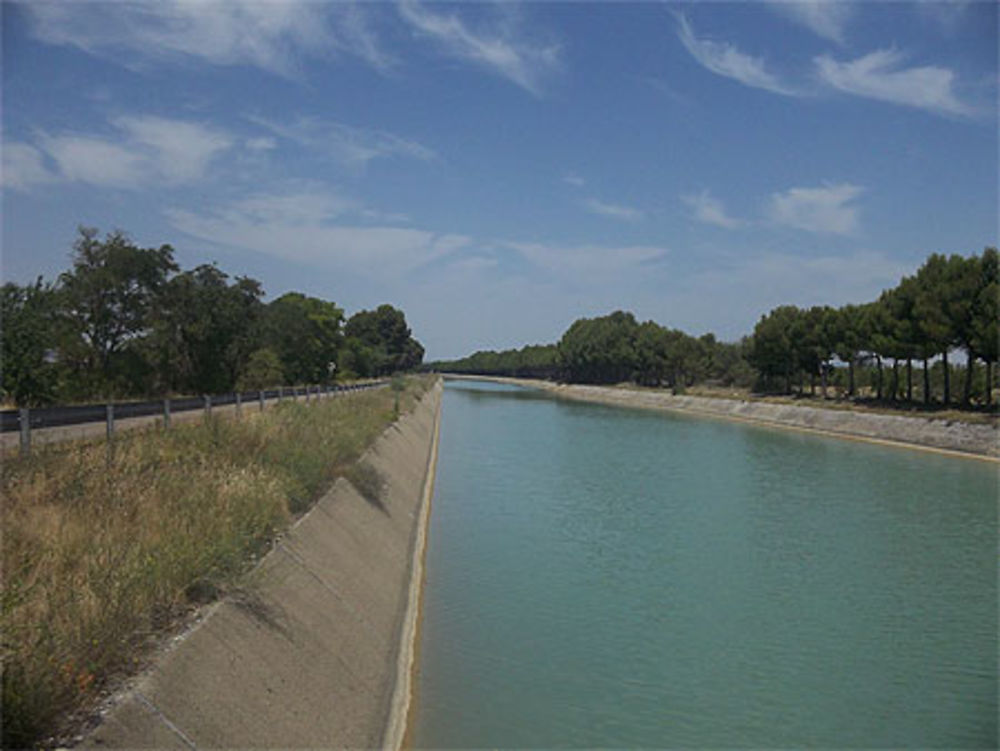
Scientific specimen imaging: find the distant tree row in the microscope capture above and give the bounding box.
[1,227,424,405]
[426,343,561,380]
[429,313,754,390]
[557,312,754,388]
[430,248,997,408]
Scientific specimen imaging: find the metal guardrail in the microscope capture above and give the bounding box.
[3,381,390,455]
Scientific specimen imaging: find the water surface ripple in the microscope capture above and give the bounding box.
[413,381,997,748]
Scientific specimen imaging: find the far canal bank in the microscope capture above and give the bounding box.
[446,375,999,460]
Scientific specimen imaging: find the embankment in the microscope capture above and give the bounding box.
[451,376,998,460]
[84,380,442,749]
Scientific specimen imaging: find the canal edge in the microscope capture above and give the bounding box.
[449,376,998,464]
[384,378,442,750]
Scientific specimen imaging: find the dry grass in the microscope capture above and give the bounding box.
[1,375,434,748]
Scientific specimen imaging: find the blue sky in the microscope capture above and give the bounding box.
[2,1,997,359]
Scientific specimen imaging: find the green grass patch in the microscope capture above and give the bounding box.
[1,375,435,749]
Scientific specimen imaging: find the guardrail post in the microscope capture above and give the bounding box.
[19,408,30,457]
[278,386,283,403]
[305,385,310,404]
[163,398,171,429]
[106,403,115,442]
[235,391,242,417]
[259,390,265,411]
[204,395,212,419]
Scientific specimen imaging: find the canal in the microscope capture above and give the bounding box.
[412,380,997,747]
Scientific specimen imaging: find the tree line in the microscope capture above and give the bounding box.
[1,227,425,406]
[748,249,997,406]
[430,248,998,408]
[429,314,753,390]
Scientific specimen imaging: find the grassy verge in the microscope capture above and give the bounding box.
[1,375,434,749]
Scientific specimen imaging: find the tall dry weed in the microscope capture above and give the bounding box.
[1,376,434,747]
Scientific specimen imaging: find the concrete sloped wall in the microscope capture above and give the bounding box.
[546,383,998,459]
[86,381,442,749]
[450,377,996,460]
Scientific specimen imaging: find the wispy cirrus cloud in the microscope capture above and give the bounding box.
[815,49,975,117]
[583,198,644,222]
[2,143,59,190]
[249,115,434,167]
[21,1,390,76]
[676,14,797,96]
[165,185,664,286]
[398,0,560,95]
[166,186,469,277]
[767,182,864,235]
[508,241,666,281]
[681,190,743,229]
[767,1,852,44]
[563,172,586,188]
[5,116,233,190]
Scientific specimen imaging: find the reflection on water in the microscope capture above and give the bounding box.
[414,380,998,748]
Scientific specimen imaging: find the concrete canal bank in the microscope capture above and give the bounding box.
[85,380,442,749]
[449,376,998,460]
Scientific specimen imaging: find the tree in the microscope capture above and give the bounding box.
[238,348,284,390]
[634,321,671,386]
[0,280,63,405]
[558,311,640,384]
[942,253,985,406]
[831,304,866,397]
[151,264,264,394]
[262,293,344,384]
[344,304,423,376]
[913,254,957,404]
[665,329,706,390]
[795,306,836,397]
[970,248,999,405]
[748,306,800,393]
[58,227,177,395]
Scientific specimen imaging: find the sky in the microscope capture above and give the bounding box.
[2,1,997,360]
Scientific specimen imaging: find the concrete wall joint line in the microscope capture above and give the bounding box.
[133,691,198,751]
[275,541,378,633]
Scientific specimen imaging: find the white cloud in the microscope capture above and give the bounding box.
[815,49,974,117]
[768,1,852,43]
[767,183,864,235]
[583,198,644,222]
[249,115,434,166]
[563,172,586,188]
[676,14,797,96]
[165,183,665,293]
[509,241,666,280]
[681,190,743,229]
[165,187,469,277]
[113,116,233,183]
[398,0,560,95]
[22,1,389,76]
[2,143,58,190]
[37,134,148,188]
[245,137,277,152]
[23,117,233,190]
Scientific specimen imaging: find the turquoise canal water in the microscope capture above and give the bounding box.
[412,380,997,748]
